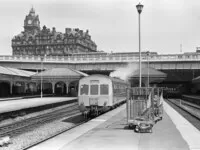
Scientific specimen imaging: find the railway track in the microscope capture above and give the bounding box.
[0,101,125,150]
[22,115,87,150]
[165,99,200,130]
[0,102,79,138]
[22,103,127,150]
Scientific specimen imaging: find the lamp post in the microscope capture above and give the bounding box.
[146,51,150,88]
[136,3,144,87]
[40,55,44,98]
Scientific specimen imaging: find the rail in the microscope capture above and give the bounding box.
[167,99,200,120]
[0,103,79,137]
[0,53,200,63]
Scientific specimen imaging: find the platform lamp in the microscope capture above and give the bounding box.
[146,51,150,88]
[40,54,45,98]
[136,3,144,88]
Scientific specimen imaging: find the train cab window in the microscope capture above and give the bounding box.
[100,84,109,95]
[90,84,98,95]
[80,84,89,95]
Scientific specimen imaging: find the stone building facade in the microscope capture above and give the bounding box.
[12,8,97,56]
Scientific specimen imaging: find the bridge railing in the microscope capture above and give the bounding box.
[0,53,200,63]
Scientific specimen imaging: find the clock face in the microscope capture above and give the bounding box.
[28,20,32,24]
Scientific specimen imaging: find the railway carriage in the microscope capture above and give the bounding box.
[78,74,129,115]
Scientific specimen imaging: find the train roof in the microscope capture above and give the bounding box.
[81,74,128,84]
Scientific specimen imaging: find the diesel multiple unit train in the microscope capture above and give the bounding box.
[78,74,129,116]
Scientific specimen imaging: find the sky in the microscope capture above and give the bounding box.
[0,0,200,55]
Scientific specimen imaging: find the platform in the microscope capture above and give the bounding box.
[28,101,200,150]
[0,97,77,114]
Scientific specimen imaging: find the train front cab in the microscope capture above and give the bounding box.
[78,76,112,115]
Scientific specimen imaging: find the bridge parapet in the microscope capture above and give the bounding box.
[0,53,200,63]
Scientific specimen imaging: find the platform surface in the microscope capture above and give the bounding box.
[60,109,189,150]
[28,100,200,150]
[0,97,77,113]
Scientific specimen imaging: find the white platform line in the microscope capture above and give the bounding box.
[164,101,200,150]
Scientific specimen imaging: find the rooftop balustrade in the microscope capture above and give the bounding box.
[0,53,200,63]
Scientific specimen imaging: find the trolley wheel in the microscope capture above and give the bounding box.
[128,124,132,129]
[135,126,139,132]
[149,129,152,133]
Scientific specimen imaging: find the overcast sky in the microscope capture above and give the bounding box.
[0,0,200,55]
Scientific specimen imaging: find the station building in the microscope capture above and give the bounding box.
[0,66,87,98]
[12,7,97,56]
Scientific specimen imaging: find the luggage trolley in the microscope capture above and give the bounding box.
[153,88,164,123]
[126,87,155,133]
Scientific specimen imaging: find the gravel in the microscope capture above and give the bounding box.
[0,113,82,150]
[0,102,80,150]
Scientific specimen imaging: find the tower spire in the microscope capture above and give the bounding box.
[24,7,40,32]
[30,5,35,15]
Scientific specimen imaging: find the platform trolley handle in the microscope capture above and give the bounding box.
[126,88,131,101]
[126,88,131,123]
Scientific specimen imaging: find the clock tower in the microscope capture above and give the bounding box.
[24,7,40,33]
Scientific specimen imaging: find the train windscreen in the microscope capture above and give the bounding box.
[90,84,98,95]
[80,84,89,95]
[100,84,109,95]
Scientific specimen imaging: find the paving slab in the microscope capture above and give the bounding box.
[28,101,195,150]
[60,106,189,150]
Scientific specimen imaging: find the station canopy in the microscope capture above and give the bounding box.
[130,67,166,78]
[31,68,88,80]
[192,76,200,83]
[0,66,35,77]
[128,67,167,83]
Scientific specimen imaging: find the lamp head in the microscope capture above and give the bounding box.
[136,3,144,14]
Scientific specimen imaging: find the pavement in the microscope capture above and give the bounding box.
[28,100,200,150]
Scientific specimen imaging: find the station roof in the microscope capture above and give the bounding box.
[0,66,35,77]
[129,67,167,78]
[192,76,200,83]
[31,68,88,79]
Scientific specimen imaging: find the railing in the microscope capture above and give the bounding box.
[0,53,200,63]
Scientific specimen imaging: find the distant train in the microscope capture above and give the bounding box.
[78,74,129,116]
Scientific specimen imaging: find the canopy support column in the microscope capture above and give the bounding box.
[52,82,55,94]
[24,82,28,93]
[10,81,13,95]
[66,82,69,95]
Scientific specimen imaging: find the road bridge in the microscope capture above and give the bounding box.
[0,53,200,82]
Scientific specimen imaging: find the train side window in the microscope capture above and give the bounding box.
[100,84,109,95]
[90,84,98,95]
[80,84,89,95]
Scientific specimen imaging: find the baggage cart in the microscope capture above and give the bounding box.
[126,87,155,133]
[153,88,164,122]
